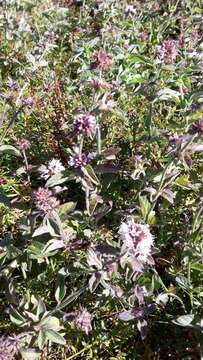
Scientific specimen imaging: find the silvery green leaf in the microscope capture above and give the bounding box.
[156,293,169,305]
[45,329,66,345]
[55,267,67,303]
[81,164,100,186]
[46,170,72,188]
[172,314,194,327]
[32,226,50,238]
[37,315,61,331]
[0,145,22,157]
[89,272,102,293]
[20,349,41,360]
[175,275,190,289]
[155,88,181,104]
[43,239,65,254]
[9,306,26,326]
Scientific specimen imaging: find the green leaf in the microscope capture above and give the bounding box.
[139,195,151,220]
[0,145,22,157]
[175,175,191,189]
[9,306,26,326]
[45,329,66,345]
[155,88,181,104]
[48,286,87,315]
[58,202,77,219]
[191,263,203,272]
[42,7,69,18]
[55,267,67,303]
[81,165,100,186]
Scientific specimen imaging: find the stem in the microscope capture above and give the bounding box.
[66,341,98,360]
[22,150,30,183]
[79,135,84,156]
[97,124,101,156]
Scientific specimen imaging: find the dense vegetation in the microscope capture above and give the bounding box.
[0,0,203,358]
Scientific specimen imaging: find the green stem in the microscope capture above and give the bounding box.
[66,340,98,360]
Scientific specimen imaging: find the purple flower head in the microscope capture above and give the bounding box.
[21,96,34,108]
[73,113,96,137]
[156,40,177,64]
[118,219,154,263]
[133,155,142,165]
[125,5,136,16]
[33,187,59,216]
[138,32,148,41]
[39,158,65,180]
[90,78,111,91]
[15,138,31,151]
[135,1,142,11]
[168,134,184,145]
[192,118,203,136]
[0,335,19,360]
[68,147,89,168]
[190,29,199,42]
[90,50,112,71]
[6,79,19,90]
[74,308,93,334]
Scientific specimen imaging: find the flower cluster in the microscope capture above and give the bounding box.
[118,220,154,263]
[74,308,93,334]
[192,118,203,136]
[21,96,34,108]
[33,187,59,216]
[156,40,177,64]
[138,32,148,41]
[73,113,96,137]
[0,335,19,360]
[90,50,112,71]
[39,158,65,180]
[68,147,89,168]
[15,138,31,151]
[125,5,137,16]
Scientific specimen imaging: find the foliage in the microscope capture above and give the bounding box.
[0,0,203,358]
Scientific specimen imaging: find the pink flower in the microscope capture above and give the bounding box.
[39,158,65,180]
[68,147,89,168]
[138,32,148,42]
[73,113,96,137]
[74,308,93,334]
[90,78,111,91]
[21,97,34,108]
[118,220,154,262]
[15,139,31,151]
[0,335,20,360]
[33,187,59,216]
[156,40,177,64]
[90,50,112,71]
[125,5,136,16]
[190,29,199,42]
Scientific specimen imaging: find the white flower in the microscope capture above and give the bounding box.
[39,159,65,180]
[118,220,153,262]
